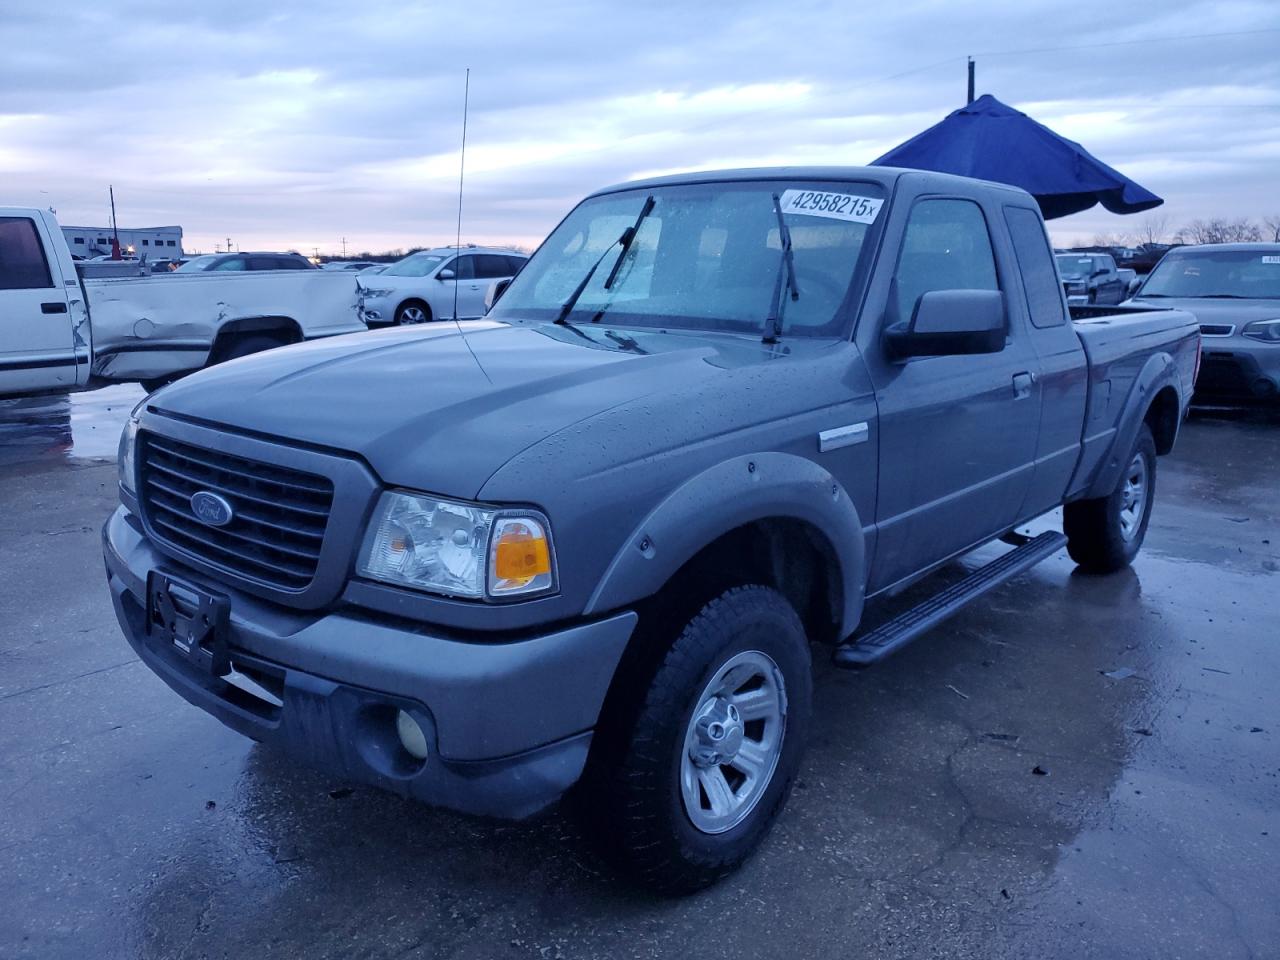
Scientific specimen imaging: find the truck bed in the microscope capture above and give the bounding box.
[83,271,366,382]
[1068,303,1200,499]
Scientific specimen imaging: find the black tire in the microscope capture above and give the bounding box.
[213,333,286,365]
[139,375,177,393]
[1064,424,1157,572]
[394,300,431,325]
[585,585,812,895]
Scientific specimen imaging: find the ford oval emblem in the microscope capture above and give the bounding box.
[190,491,234,527]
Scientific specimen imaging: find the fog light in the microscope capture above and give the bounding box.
[396,709,429,761]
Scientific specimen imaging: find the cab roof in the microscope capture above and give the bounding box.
[588,165,1035,202]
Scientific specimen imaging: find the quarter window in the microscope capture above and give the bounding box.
[0,217,54,290]
[1003,206,1067,328]
[893,199,998,324]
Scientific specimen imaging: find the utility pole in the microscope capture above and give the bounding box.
[109,185,121,260]
[226,237,232,254]
[341,237,348,258]
[967,56,975,104]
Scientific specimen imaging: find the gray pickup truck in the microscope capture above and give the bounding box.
[103,167,1199,893]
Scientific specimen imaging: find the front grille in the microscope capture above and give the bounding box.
[139,432,333,591]
[1200,323,1235,337]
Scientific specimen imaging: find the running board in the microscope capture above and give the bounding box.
[833,531,1067,668]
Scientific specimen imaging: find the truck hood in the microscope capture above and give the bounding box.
[148,320,792,497]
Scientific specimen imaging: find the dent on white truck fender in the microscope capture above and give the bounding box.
[1079,351,1182,501]
[584,451,866,636]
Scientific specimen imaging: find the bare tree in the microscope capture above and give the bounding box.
[1091,232,1134,247]
[1175,218,1263,245]
[1137,212,1170,247]
[1263,215,1280,243]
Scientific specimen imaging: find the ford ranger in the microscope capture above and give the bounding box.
[102,167,1199,893]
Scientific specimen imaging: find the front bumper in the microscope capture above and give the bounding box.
[359,296,392,326]
[1197,343,1280,400]
[103,507,636,819]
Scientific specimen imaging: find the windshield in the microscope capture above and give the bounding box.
[489,181,885,337]
[1140,249,1280,299]
[383,254,445,278]
[1055,255,1095,280]
[174,255,219,272]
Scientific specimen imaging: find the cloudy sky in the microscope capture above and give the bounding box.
[3,0,1278,255]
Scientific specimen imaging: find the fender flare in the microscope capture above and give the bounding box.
[1084,351,1182,500]
[583,452,866,637]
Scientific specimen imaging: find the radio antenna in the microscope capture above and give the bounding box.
[452,67,470,324]
[450,67,490,382]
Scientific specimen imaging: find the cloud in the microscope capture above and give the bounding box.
[2,0,1278,252]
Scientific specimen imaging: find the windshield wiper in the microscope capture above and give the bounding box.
[763,193,800,344]
[555,195,654,326]
[603,195,655,292]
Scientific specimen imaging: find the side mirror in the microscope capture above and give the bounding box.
[437,268,456,281]
[884,289,1006,359]
[484,278,512,312]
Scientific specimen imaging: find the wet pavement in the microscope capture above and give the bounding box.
[1,389,1277,959]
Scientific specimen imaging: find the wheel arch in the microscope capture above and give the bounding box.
[584,452,866,641]
[209,315,302,363]
[1082,352,1183,500]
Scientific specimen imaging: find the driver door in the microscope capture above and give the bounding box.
[859,195,1041,593]
[438,255,486,319]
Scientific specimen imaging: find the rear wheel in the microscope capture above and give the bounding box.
[585,585,812,894]
[1064,424,1156,572]
[395,300,431,325]
[209,332,288,366]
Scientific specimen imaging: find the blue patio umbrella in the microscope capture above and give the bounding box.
[872,94,1163,220]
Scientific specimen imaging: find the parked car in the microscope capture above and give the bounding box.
[175,252,317,272]
[0,208,366,396]
[103,168,1197,894]
[321,261,381,272]
[1130,242,1280,401]
[357,247,527,325]
[1056,252,1127,305]
[1117,267,1142,298]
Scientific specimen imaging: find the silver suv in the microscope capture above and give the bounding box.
[358,246,527,325]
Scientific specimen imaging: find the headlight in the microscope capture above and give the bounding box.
[118,416,140,493]
[360,288,393,299]
[357,491,556,600]
[1242,318,1280,343]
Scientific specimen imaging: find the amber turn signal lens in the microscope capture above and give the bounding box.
[493,525,551,581]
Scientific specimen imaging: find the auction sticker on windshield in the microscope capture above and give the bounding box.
[780,190,883,224]
[1263,256,1280,264]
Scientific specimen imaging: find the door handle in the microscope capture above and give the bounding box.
[41,301,68,314]
[1012,371,1035,399]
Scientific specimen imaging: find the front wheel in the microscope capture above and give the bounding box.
[394,300,430,325]
[1064,424,1157,572]
[587,585,812,894]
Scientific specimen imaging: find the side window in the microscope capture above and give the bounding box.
[506,256,527,275]
[1003,206,1067,329]
[892,199,998,324]
[449,256,476,280]
[0,217,54,290]
[213,257,246,271]
[474,254,513,279]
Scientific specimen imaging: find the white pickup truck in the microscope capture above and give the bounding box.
[1,208,366,396]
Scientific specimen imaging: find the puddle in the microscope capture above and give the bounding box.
[0,383,145,468]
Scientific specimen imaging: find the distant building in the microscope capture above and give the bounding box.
[60,224,184,260]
